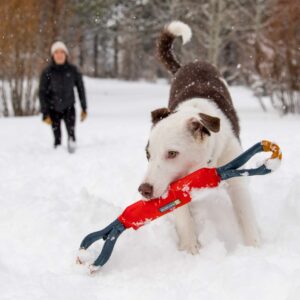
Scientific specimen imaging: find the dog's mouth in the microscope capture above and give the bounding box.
[140,168,189,199]
[138,182,170,200]
[153,174,185,199]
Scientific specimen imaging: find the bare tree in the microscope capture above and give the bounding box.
[0,0,75,116]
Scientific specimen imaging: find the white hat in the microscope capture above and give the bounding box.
[51,41,69,56]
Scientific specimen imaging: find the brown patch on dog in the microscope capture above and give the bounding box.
[167,61,240,139]
[151,107,171,125]
[199,113,220,133]
[156,29,181,74]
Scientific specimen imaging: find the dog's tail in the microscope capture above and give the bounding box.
[156,21,192,75]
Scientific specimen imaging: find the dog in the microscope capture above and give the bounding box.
[138,21,260,254]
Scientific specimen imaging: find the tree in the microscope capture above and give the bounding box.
[0,0,41,116]
[0,0,75,116]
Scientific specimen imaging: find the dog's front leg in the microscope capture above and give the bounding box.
[173,205,200,255]
[227,178,261,247]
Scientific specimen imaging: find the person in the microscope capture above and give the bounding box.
[39,41,87,153]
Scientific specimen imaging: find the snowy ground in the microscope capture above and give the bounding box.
[1,78,300,300]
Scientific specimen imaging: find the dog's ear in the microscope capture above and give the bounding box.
[187,117,210,139]
[151,108,171,125]
[187,114,220,139]
[199,113,220,133]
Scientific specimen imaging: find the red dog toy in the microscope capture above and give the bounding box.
[77,140,282,272]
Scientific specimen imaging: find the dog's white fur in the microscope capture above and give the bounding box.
[142,98,261,253]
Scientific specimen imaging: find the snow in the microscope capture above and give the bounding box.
[265,157,282,171]
[1,79,300,299]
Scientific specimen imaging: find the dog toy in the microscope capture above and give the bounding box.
[77,140,282,272]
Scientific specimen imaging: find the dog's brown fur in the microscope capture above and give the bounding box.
[151,107,171,126]
[156,28,240,138]
[156,29,181,75]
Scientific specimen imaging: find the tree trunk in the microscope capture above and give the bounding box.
[93,32,99,77]
[78,32,85,69]
[113,26,119,78]
[208,0,224,66]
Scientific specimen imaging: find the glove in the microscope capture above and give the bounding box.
[81,111,87,122]
[43,115,52,125]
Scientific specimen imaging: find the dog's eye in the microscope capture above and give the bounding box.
[146,150,150,160]
[167,151,179,159]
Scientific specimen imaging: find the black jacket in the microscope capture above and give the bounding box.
[39,61,87,115]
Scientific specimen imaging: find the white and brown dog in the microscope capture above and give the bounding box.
[138,21,260,254]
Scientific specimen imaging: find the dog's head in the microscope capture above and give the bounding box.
[138,107,220,199]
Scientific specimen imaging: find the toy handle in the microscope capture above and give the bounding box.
[217,140,282,180]
[77,219,125,270]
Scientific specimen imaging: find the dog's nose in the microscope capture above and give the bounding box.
[138,183,153,199]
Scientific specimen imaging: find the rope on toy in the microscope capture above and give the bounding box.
[77,140,282,273]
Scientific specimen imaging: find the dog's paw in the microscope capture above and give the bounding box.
[244,228,261,248]
[178,240,200,255]
[245,235,261,248]
[89,264,100,274]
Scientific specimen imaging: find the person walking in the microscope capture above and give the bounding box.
[39,41,87,153]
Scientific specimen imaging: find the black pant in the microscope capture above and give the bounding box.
[49,106,76,146]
